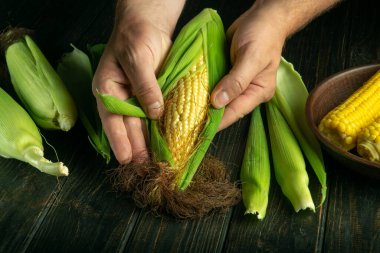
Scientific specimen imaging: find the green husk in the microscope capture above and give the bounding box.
[2,30,77,131]
[57,44,110,163]
[0,87,68,176]
[266,98,315,212]
[100,8,241,219]
[240,106,270,219]
[275,58,326,206]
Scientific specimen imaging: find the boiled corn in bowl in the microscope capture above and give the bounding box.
[306,64,380,179]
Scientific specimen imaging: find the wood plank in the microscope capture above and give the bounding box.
[323,0,380,252]
[0,128,83,252]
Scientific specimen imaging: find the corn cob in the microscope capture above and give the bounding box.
[98,9,241,219]
[318,69,380,151]
[357,116,380,162]
[99,8,228,189]
[240,106,270,219]
[2,29,77,131]
[266,98,315,212]
[0,87,68,176]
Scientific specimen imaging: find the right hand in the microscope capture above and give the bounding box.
[92,5,175,164]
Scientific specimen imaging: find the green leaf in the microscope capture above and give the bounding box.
[275,57,327,206]
[57,44,110,163]
[97,93,147,118]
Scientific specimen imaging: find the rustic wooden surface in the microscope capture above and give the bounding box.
[0,0,379,252]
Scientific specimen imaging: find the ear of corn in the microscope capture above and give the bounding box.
[4,33,77,131]
[57,44,110,163]
[357,116,380,161]
[275,58,326,206]
[266,98,315,212]
[0,87,68,176]
[240,106,270,219]
[98,9,227,190]
[319,69,380,151]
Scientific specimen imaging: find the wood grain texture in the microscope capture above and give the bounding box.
[0,0,379,252]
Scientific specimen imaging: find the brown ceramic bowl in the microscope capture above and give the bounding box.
[306,64,380,179]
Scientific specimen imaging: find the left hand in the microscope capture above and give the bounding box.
[211,4,286,131]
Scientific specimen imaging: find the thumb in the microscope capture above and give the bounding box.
[211,44,264,109]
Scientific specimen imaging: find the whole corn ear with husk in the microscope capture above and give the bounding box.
[266,98,315,212]
[240,106,270,219]
[57,44,110,163]
[1,28,77,131]
[0,87,68,176]
[319,69,380,151]
[275,58,326,206]
[98,9,240,218]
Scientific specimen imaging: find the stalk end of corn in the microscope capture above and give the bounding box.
[242,184,268,220]
[23,146,69,177]
[291,189,316,213]
[357,140,380,162]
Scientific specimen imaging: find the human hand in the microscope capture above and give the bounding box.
[92,0,184,164]
[211,4,286,131]
[211,0,340,131]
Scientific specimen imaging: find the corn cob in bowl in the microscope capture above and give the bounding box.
[306,64,380,179]
[318,69,380,151]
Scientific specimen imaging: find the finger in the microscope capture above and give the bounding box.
[97,103,133,164]
[118,47,164,120]
[218,75,276,131]
[93,49,133,164]
[124,117,149,163]
[211,44,266,109]
[92,48,130,99]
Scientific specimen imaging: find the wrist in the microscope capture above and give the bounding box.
[251,0,340,38]
[115,0,185,37]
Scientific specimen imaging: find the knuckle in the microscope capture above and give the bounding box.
[229,74,247,96]
[262,82,276,102]
[228,104,246,120]
[133,81,157,98]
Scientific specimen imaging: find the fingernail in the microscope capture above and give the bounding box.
[147,101,163,119]
[214,90,230,108]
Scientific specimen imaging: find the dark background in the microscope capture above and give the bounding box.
[0,0,379,252]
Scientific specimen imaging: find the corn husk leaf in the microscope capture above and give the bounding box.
[275,58,326,206]
[87,43,106,72]
[153,8,227,189]
[57,44,111,163]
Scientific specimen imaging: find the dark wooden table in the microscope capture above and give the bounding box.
[1,0,379,252]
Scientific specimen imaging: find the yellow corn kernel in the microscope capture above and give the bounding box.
[357,116,380,162]
[162,55,209,168]
[318,70,380,150]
